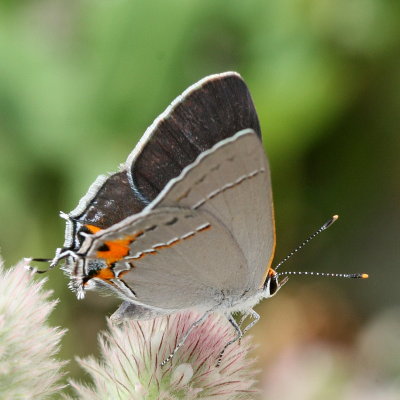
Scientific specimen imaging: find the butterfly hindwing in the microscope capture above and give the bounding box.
[80,207,248,310]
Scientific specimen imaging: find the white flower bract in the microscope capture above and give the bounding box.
[69,311,259,399]
[0,259,66,399]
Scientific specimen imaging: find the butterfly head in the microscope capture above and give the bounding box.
[263,268,288,298]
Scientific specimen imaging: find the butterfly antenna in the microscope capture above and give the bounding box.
[277,271,369,279]
[274,214,339,271]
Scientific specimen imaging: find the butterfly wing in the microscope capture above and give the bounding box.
[79,207,248,310]
[125,72,261,204]
[63,72,260,252]
[152,129,275,290]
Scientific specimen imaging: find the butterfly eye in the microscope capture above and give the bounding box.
[268,274,279,296]
[263,268,279,297]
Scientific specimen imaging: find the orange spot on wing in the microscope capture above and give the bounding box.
[85,224,102,234]
[96,232,143,264]
[95,267,115,280]
[83,266,115,286]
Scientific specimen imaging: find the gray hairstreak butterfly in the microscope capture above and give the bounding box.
[31,72,368,366]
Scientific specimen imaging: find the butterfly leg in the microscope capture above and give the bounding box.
[160,308,215,367]
[216,309,260,367]
[241,309,260,335]
[216,314,243,367]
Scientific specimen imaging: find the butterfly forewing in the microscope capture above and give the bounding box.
[125,72,261,203]
[153,129,275,289]
[63,73,261,253]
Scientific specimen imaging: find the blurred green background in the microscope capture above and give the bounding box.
[1,0,399,397]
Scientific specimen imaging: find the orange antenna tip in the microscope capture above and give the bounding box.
[361,273,369,279]
[322,215,339,230]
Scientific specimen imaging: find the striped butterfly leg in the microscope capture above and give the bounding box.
[216,314,242,367]
[160,306,218,367]
[241,309,260,336]
[216,309,260,367]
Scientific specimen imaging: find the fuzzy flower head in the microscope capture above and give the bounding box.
[70,312,258,399]
[0,258,66,399]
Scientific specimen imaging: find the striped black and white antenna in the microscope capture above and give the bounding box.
[274,215,368,280]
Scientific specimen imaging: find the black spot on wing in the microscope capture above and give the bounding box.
[165,217,178,226]
[97,244,110,252]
